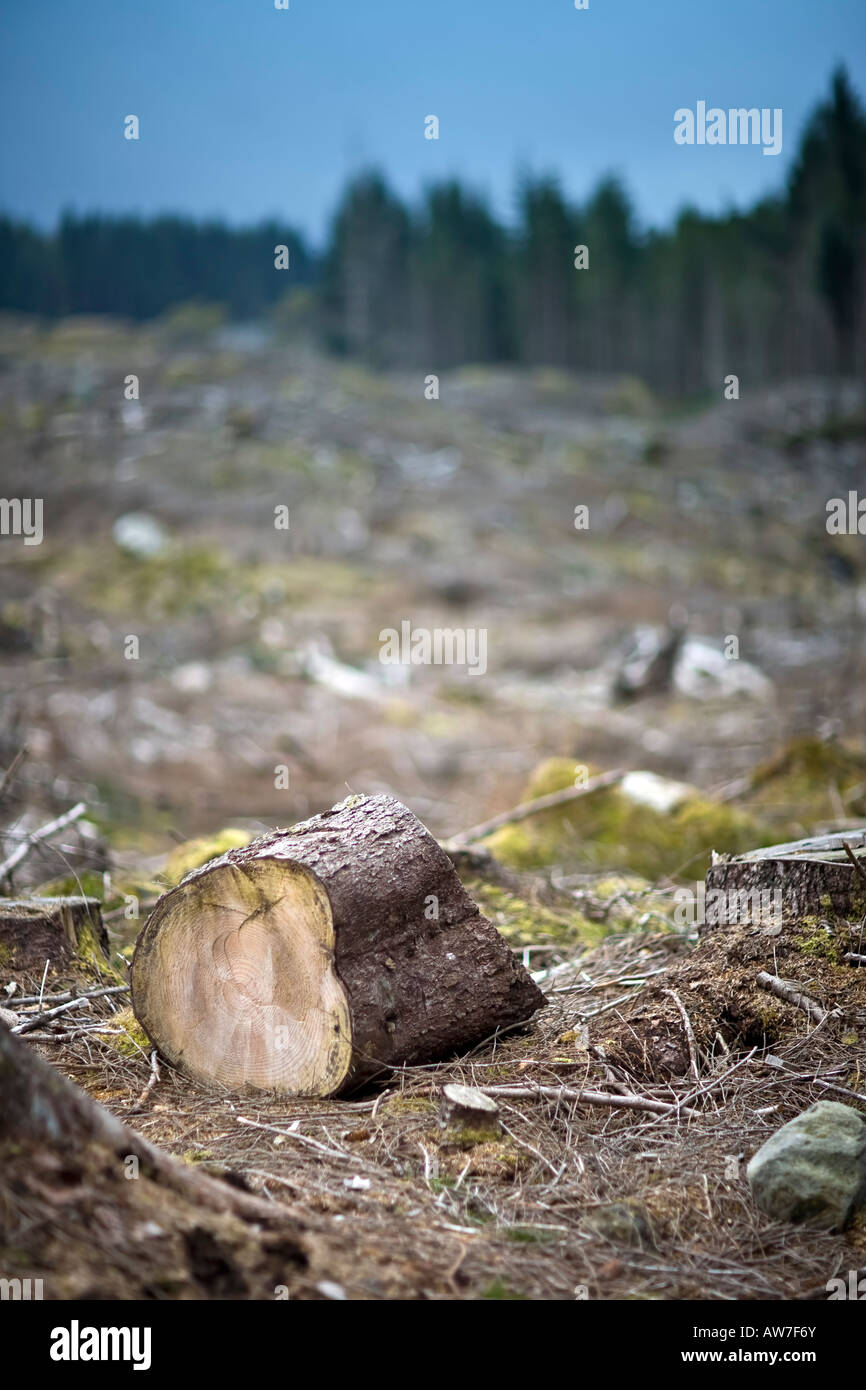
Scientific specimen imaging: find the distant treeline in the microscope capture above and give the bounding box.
[1,69,864,395]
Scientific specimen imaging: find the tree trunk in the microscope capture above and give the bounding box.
[704,830,866,926]
[131,794,544,1096]
[0,1016,283,1224]
[0,896,108,973]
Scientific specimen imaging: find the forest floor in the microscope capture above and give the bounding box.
[2,314,866,1299]
[4,900,866,1302]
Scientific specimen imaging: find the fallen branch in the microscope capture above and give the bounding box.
[12,995,91,1035]
[8,983,129,1009]
[756,971,831,1026]
[478,1082,699,1120]
[663,988,700,1082]
[449,770,624,847]
[0,801,86,883]
[137,1050,161,1105]
[0,747,27,802]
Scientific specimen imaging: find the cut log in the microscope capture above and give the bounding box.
[704,830,866,927]
[0,896,109,973]
[131,794,544,1096]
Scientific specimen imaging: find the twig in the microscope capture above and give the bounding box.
[663,988,700,1081]
[20,1028,126,1042]
[842,839,866,888]
[0,747,27,802]
[237,1115,375,1165]
[12,996,90,1034]
[137,1050,161,1105]
[0,801,86,882]
[677,1047,758,1110]
[9,984,129,1009]
[448,770,624,847]
[756,971,831,1026]
[479,1082,699,1120]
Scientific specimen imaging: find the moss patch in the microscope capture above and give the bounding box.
[162,829,253,886]
[484,757,767,881]
[745,736,866,830]
[466,878,604,948]
[102,1006,151,1056]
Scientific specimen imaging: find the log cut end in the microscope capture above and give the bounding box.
[131,794,544,1096]
[132,859,352,1095]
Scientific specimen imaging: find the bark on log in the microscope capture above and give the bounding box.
[0,896,108,973]
[704,830,866,928]
[0,1016,303,1228]
[131,794,544,1097]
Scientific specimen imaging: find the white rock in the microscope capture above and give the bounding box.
[112,512,168,559]
[621,770,694,815]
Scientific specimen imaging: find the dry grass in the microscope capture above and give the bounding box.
[5,916,865,1301]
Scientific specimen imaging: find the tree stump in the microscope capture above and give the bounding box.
[704,830,866,928]
[0,896,108,974]
[440,1084,501,1144]
[131,795,544,1096]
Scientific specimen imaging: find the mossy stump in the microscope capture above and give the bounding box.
[131,795,543,1097]
[440,1084,501,1145]
[0,896,109,974]
[705,830,866,927]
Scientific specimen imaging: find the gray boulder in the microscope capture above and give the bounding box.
[747,1101,866,1230]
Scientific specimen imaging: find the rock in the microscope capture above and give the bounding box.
[582,1201,654,1248]
[613,624,683,701]
[112,512,168,559]
[620,770,693,815]
[747,1101,866,1230]
[674,637,773,701]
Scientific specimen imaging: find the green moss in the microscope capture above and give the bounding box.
[484,757,767,881]
[103,1006,150,1056]
[481,1278,528,1300]
[162,828,252,886]
[442,1126,503,1149]
[83,543,230,619]
[33,871,108,900]
[504,1226,558,1245]
[796,930,843,962]
[428,1176,456,1193]
[467,878,603,948]
[74,917,125,983]
[745,737,866,829]
[381,1096,437,1117]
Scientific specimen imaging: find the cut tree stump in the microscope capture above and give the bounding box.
[440,1084,501,1143]
[131,794,544,1096]
[704,829,866,927]
[0,896,108,973]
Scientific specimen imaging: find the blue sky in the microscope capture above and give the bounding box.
[1,0,864,245]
